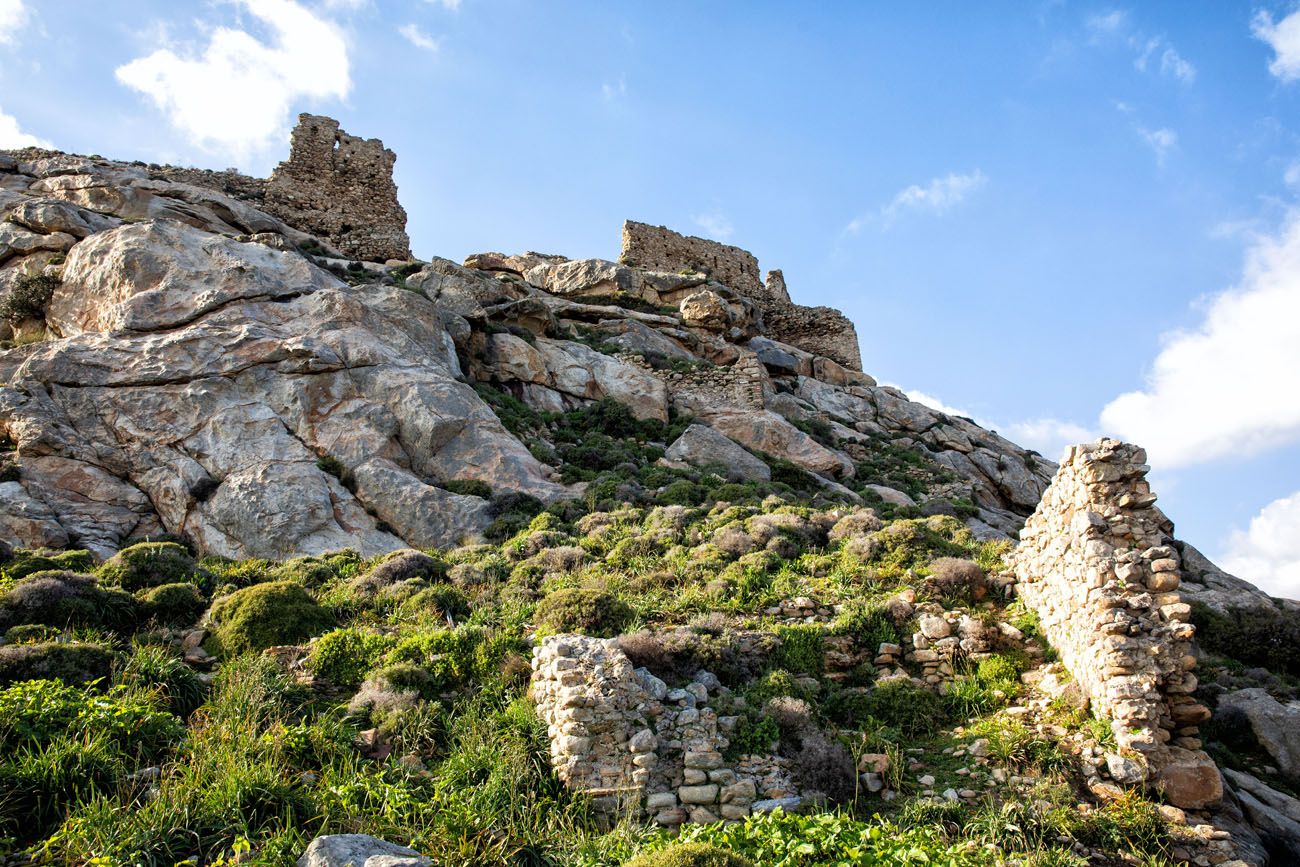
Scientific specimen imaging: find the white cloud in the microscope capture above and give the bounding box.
[0,0,27,44]
[846,170,988,233]
[319,0,368,9]
[425,0,462,10]
[1100,210,1300,468]
[0,104,50,148]
[602,76,627,102]
[1086,9,1128,40]
[1000,419,1099,461]
[398,23,439,52]
[1253,9,1300,83]
[691,210,733,241]
[1137,126,1177,165]
[115,0,350,159]
[903,389,973,419]
[1222,491,1300,599]
[1089,11,1195,84]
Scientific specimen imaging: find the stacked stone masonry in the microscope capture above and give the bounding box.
[1010,438,1221,809]
[530,635,782,825]
[265,114,410,263]
[619,221,862,371]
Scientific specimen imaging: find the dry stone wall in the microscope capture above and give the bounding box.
[619,221,862,371]
[265,114,410,263]
[1011,439,1220,809]
[530,635,770,825]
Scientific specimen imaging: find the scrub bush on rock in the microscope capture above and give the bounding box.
[534,587,633,637]
[208,581,335,656]
[97,541,198,592]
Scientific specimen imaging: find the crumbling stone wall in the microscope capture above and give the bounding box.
[1011,439,1220,808]
[619,221,862,371]
[531,635,765,825]
[265,114,410,262]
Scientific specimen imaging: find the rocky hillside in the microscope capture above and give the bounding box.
[1,119,1298,867]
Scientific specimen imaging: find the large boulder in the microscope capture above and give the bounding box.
[525,258,640,299]
[297,834,430,867]
[532,339,668,422]
[47,219,342,336]
[1219,688,1300,780]
[0,220,565,560]
[1150,747,1222,810]
[704,409,854,478]
[663,424,770,483]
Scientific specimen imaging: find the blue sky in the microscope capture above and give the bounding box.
[3,0,1300,597]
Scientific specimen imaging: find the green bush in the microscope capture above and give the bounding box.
[0,641,114,686]
[773,624,825,675]
[137,582,207,626]
[97,542,198,592]
[3,623,59,644]
[0,677,182,756]
[534,588,633,637]
[624,843,755,867]
[724,712,780,760]
[0,548,94,581]
[306,627,396,690]
[834,600,899,651]
[208,581,335,656]
[1190,600,1300,676]
[445,478,493,499]
[0,273,59,323]
[863,680,948,736]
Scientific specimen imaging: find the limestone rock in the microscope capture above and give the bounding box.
[663,424,771,483]
[525,258,639,299]
[705,409,853,478]
[296,834,429,867]
[679,290,732,331]
[48,220,342,336]
[1219,689,1300,780]
[1152,748,1222,810]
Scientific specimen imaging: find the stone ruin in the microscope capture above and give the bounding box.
[530,635,796,827]
[619,221,863,371]
[264,114,410,263]
[1011,439,1221,809]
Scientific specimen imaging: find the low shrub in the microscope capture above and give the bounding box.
[724,712,781,760]
[534,588,633,637]
[306,627,397,690]
[1190,600,1300,677]
[208,581,335,656]
[0,273,59,323]
[445,478,493,499]
[350,549,444,596]
[97,541,198,592]
[623,843,754,867]
[137,582,207,626]
[834,600,898,651]
[0,641,114,686]
[925,556,988,603]
[773,624,824,675]
[862,680,948,736]
[792,731,857,803]
[3,623,59,643]
[0,571,139,631]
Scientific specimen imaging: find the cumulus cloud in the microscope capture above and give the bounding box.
[1138,126,1177,165]
[0,105,49,148]
[115,0,350,159]
[0,0,27,44]
[845,170,988,233]
[1222,491,1300,599]
[1100,211,1300,468]
[691,210,734,241]
[399,23,440,52]
[1252,8,1300,82]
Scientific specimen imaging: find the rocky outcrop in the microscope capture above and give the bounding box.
[0,213,562,559]
[266,114,410,263]
[1011,439,1219,809]
[662,424,771,483]
[297,835,429,867]
[1219,689,1300,780]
